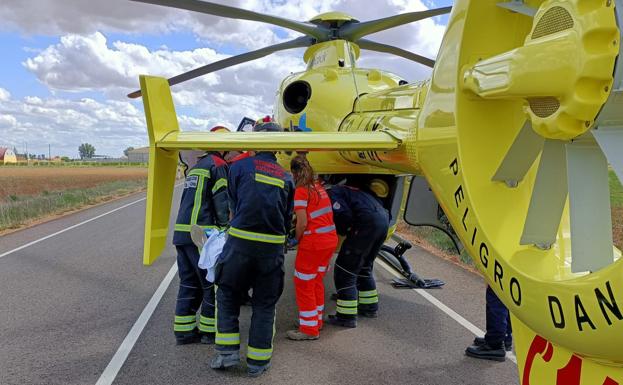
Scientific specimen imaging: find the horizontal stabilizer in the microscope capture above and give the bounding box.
[157,131,401,151]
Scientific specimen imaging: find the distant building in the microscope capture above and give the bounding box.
[127,147,150,163]
[0,147,17,164]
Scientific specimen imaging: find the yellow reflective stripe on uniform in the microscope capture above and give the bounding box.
[228,227,286,244]
[174,322,196,332]
[212,178,227,193]
[337,298,358,315]
[358,297,379,305]
[199,315,215,332]
[254,173,284,188]
[174,315,196,323]
[190,175,205,226]
[174,224,217,232]
[336,306,358,315]
[358,290,378,298]
[215,332,240,345]
[188,168,210,178]
[199,318,216,333]
[337,299,358,307]
[247,346,273,361]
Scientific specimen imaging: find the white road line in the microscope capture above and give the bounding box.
[95,262,178,385]
[0,197,146,259]
[0,182,184,259]
[375,258,518,364]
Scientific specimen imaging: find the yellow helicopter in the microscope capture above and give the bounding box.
[129,0,623,384]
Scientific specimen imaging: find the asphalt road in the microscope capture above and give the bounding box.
[0,189,519,385]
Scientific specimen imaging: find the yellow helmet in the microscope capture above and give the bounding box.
[368,179,389,198]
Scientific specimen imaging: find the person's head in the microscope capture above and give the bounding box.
[368,178,389,198]
[252,122,282,133]
[290,154,315,188]
[252,122,282,155]
[209,126,230,157]
[209,125,230,133]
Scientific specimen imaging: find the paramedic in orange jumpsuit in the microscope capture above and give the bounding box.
[286,154,338,340]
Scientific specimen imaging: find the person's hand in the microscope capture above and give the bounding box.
[287,237,299,250]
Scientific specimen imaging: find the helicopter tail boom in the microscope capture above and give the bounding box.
[139,75,404,264]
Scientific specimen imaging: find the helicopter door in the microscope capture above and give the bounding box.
[403,176,463,253]
[388,176,406,229]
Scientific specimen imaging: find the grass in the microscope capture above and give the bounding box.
[401,169,623,265]
[610,170,623,207]
[0,166,147,201]
[0,179,146,231]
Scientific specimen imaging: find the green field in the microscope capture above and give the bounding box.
[406,170,623,263]
[0,167,147,232]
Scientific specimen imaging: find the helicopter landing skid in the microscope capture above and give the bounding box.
[379,235,445,290]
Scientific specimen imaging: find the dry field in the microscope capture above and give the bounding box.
[0,167,147,201]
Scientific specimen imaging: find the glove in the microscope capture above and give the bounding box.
[287,237,299,249]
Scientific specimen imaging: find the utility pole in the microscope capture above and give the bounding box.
[48,144,51,163]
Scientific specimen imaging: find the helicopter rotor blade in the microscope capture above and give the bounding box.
[128,36,314,98]
[492,120,544,186]
[356,38,435,68]
[565,137,614,273]
[593,127,623,184]
[340,6,452,41]
[130,0,329,41]
[520,139,568,248]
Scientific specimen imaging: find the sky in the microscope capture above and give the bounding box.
[0,0,453,158]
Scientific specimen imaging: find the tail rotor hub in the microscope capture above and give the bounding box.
[463,0,619,140]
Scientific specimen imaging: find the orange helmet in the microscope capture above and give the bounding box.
[209,125,230,133]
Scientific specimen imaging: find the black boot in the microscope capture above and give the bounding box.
[175,331,201,345]
[465,341,506,362]
[327,314,357,328]
[358,309,378,318]
[473,336,512,352]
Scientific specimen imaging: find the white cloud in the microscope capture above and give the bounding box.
[2,0,449,156]
[0,88,10,102]
[0,93,148,157]
[23,32,224,93]
[0,114,17,128]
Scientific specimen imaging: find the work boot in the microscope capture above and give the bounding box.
[286,329,319,341]
[200,332,215,345]
[175,331,201,345]
[247,362,271,377]
[358,309,378,318]
[473,336,512,352]
[327,314,357,328]
[465,342,506,362]
[210,352,241,370]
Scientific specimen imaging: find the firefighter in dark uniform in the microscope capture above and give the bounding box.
[210,122,294,377]
[172,150,229,345]
[327,180,390,328]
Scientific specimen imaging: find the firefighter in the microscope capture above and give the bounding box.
[210,122,294,377]
[172,142,229,345]
[286,154,338,341]
[327,180,390,328]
